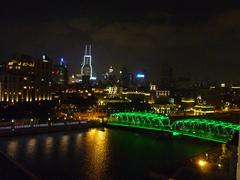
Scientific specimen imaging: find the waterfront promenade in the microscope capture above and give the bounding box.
[0,120,102,137]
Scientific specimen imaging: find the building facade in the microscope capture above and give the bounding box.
[81,45,93,79]
[52,58,68,90]
[34,55,52,101]
[0,55,52,103]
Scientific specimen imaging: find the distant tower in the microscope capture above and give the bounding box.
[81,45,93,79]
[60,58,64,66]
[52,58,68,88]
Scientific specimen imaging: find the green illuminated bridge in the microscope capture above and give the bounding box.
[108,112,240,143]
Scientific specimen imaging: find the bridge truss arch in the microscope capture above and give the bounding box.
[109,112,170,129]
[108,111,240,143]
[171,119,240,142]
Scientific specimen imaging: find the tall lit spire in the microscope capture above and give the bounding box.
[81,44,93,78]
[60,58,64,66]
[89,44,91,56]
[85,45,88,55]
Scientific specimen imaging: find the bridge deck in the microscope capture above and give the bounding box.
[107,122,227,143]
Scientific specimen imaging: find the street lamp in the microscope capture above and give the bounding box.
[198,160,207,167]
[30,118,34,127]
[197,159,208,169]
[11,119,15,131]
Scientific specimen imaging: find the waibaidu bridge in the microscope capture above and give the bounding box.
[108,112,240,143]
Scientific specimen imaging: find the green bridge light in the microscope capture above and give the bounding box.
[108,112,240,143]
[172,132,181,136]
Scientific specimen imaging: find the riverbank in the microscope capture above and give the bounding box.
[0,122,105,180]
[0,121,103,137]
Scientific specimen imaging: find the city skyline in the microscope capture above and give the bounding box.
[1,1,240,83]
[0,1,240,180]
[1,50,240,85]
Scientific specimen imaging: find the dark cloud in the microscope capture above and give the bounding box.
[0,1,240,83]
[90,10,240,82]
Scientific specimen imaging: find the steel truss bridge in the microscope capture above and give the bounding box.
[108,112,240,143]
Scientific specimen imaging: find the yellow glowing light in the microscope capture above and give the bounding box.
[198,160,207,167]
[224,107,229,111]
[181,99,195,103]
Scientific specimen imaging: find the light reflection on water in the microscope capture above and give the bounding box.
[26,138,36,158]
[76,133,82,144]
[60,135,69,156]
[7,141,18,157]
[84,128,109,180]
[0,128,217,180]
[44,136,53,156]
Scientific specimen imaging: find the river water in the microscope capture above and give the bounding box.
[0,128,218,179]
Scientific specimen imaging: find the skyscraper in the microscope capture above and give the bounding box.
[119,67,130,88]
[52,58,68,86]
[34,55,53,101]
[81,45,93,79]
[134,69,149,89]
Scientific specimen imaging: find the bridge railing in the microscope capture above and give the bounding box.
[109,112,171,129]
[108,112,240,143]
[171,119,240,140]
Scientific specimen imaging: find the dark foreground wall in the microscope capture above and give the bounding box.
[0,150,38,180]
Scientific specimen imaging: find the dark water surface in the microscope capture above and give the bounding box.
[0,128,218,179]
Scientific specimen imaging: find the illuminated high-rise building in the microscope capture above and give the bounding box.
[101,66,117,86]
[119,67,130,88]
[81,45,93,79]
[109,66,114,74]
[52,58,68,87]
[0,54,52,103]
[0,55,35,103]
[34,55,52,101]
[134,69,149,88]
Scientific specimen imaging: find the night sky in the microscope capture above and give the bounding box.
[1,0,240,83]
